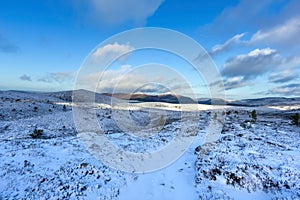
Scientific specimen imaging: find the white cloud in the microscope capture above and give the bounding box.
[92,42,134,63]
[221,47,300,89]
[248,48,276,56]
[223,77,249,90]
[208,16,300,55]
[222,48,280,80]
[202,0,300,56]
[76,43,136,92]
[78,65,195,96]
[250,17,300,48]
[79,65,161,93]
[210,76,250,91]
[268,83,300,96]
[211,33,246,55]
[75,0,164,26]
[269,69,299,83]
[200,0,275,36]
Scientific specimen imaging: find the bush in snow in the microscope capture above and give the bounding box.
[213,113,217,120]
[159,116,165,127]
[30,128,44,139]
[251,110,257,123]
[240,120,252,129]
[290,113,299,126]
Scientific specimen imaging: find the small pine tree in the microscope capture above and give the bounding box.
[251,110,257,123]
[213,113,217,120]
[63,105,67,111]
[290,113,299,126]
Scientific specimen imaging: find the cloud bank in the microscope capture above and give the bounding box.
[267,83,300,96]
[222,48,280,80]
[269,70,299,83]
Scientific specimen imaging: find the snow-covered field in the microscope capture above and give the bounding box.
[0,90,299,199]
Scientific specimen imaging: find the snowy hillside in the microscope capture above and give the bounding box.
[0,90,299,199]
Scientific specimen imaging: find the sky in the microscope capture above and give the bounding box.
[0,0,299,99]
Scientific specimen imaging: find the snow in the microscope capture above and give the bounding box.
[194,109,300,199]
[0,90,300,199]
[118,130,205,200]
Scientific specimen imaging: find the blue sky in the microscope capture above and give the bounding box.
[0,0,299,99]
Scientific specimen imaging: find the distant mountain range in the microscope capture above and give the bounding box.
[101,93,300,106]
[3,90,300,107]
[226,97,300,107]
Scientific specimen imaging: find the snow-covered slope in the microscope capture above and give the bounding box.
[194,109,300,199]
[0,90,299,199]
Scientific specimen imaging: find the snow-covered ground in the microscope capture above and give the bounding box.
[194,109,300,199]
[0,90,299,199]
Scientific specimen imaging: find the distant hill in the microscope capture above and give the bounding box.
[102,93,197,104]
[2,90,300,107]
[197,98,226,105]
[50,89,124,104]
[227,97,300,107]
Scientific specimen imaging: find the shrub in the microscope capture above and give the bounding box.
[290,113,299,126]
[63,105,67,111]
[33,106,38,112]
[30,128,43,138]
[159,116,165,127]
[241,120,252,129]
[4,125,9,130]
[213,113,217,120]
[251,110,257,123]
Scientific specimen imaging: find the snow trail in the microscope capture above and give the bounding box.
[118,136,203,200]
